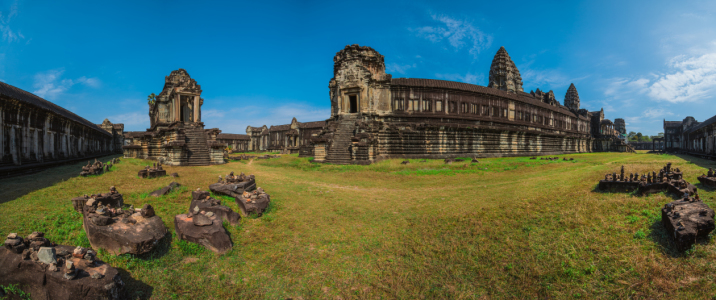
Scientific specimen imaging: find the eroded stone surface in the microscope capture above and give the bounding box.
[80,188,166,255]
[190,190,241,225]
[71,187,124,213]
[0,234,124,299]
[174,214,231,254]
[80,159,113,177]
[661,197,715,251]
[235,187,271,216]
[149,182,181,197]
[138,163,167,178]
[598,163,696,197]
[209,172,256,198]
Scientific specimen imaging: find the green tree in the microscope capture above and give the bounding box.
[628,131,637,141]
[147,93,156,105]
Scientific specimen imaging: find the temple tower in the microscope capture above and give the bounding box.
[614,118,626,136]
[329,45,392,117]
[488,47,523,93]
[149,69,203,130]
[564,83,580,111]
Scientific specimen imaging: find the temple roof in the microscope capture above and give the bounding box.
[124,131,147,138]
[269,124,291,131]
[391,78,587,120]
[217,133,250,140]
[300,121,326,128]
[0,81,111,136]
[685,115,716,133]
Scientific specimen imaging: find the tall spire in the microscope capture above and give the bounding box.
[564,83,580,111]
[488,46,523,93]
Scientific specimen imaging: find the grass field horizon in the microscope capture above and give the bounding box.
[2,152,716,299]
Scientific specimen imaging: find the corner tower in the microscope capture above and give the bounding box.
[564,83,580,111]
[329,45,392,117]
[488,47,523,93]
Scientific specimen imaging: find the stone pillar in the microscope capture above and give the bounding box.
[175,94,181,122]
[194,96,201,122]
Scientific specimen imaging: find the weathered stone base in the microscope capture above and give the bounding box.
[174,214,232,254]
[661,198,715,251]
[698,176,716,188]
[0,245,124,299]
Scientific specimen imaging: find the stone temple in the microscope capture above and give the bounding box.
[122,69,225,166]
[304,45,630,164]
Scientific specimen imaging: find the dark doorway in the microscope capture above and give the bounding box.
[349,95,358,113]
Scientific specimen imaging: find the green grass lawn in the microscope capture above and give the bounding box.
[2,152,716,299]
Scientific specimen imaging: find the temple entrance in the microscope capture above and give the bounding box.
[349,95,357,113]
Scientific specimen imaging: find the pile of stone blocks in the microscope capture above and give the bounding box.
[598,163,697,197]
[236,187,271,216]
[138,163,167,179]
[174,189,240,254]
[1,232,124,299]
[697,168,716,188]
[79,188,167,255]
[209,172,256,198]
[71,186,124,213]
[80,158,118,177]
[661,196,715,251]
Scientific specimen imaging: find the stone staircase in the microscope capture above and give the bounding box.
[325,115,357,164]
[184,128,211,166]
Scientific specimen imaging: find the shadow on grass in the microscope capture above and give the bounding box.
[116,267,155,299]
[648,219,712,258]
[0,154,122,204]
[671,153,716,170]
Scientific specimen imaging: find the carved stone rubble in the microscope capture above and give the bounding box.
[1,232,124,299]
[174,200,233,254]
[150,181,181,197]
[79,188,167,255]
[598,163,697,197]
[661,196,715,251]
[236,187,271,216]
[138,163,167,179]
[697,168,716,187]
[190,190,241,225]
[80,158,117,177]
[71,186,124,213]
[209,172,256,198]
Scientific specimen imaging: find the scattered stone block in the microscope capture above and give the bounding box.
[209,172,256,198]
[444,158,455,164]
[235,187,271,216]
[661,197,715,251]
[80,188,167,255]
[150,181,181,197]
[138,163,167,178]
[171,172,179,178]
[401,160,409,165]
[71,186,124,213]
[598,163,698,197]
[174,213,232,254]
[0,233,125,299]
[697,168,716,188]
[80,159,111,177]
[190,190,241,225]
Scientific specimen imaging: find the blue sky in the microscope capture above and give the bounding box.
[1,0,715,135]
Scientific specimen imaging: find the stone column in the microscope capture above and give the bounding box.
[194,96,201,122]
[175,94,181,122]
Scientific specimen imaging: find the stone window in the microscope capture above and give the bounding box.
[461,103,468,113]
[422,100,431,112]
[436,101,443,112]
[393,98,404,111]
[482,105,488,115]
[408,99,420,111]
[449,101,457,113]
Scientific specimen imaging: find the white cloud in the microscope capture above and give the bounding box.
[435,72,482,85]
[647,53,716,103]
[643,107,673,119]
[32,69,101,99]
[413,14,492,59]
[107,111,147,129]
[521,69,570,88]
[0,0,23,43]
[386,63,416,75]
